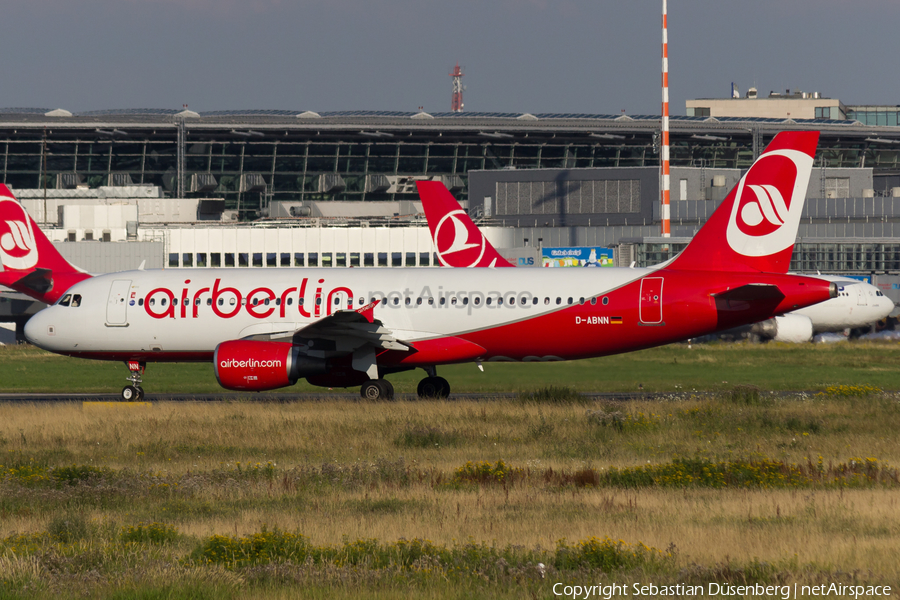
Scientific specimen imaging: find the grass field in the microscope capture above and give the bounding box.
[1,342,899,598]
[4,339,900,395]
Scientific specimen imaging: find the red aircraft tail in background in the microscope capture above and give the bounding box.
[418,131,819,275]
[416,181,514,267]
[0,185,91,304]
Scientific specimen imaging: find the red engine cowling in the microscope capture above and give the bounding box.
[214,340,327,391]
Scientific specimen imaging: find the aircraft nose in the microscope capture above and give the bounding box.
[24,309,56,347]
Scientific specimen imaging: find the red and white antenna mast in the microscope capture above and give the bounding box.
[450,62,464,112]
[660,0,670,238]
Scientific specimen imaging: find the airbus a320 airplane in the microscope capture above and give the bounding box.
[3,132,835,400]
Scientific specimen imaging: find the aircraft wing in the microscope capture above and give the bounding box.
[242,299,409,355]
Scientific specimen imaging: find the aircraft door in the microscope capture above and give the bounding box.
[856,285,868,306]
[106,279,132,325]
[639,277,664,324]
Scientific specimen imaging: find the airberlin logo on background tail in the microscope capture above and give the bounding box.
[434,209,486,267]
[725,149,813,258]
[0,197,38,271]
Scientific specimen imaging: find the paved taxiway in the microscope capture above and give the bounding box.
[0,391,813,403]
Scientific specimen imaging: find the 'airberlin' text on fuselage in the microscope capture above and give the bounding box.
[142,278,540,320]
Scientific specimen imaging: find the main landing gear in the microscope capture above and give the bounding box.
[416,366,450,399]
[122,361,146,401]
[417,376,450,399]
[360,379,394,401]
[358,368,452,401]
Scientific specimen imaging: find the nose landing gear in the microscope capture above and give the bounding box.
[123,361,146,401]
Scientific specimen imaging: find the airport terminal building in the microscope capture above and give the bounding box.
[3,94,900,325]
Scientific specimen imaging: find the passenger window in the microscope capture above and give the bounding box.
[486,297,492,306]
[532,297,538,305]
[568,298,573,305]
[498,297,503,306]
[287,298,293,306]
[463,297,469,305]
[161,298,167,307]
[544,298,550,305]
[591,298,597,305]
[556,298,561,305]
[451,297,457,305]
[206,298,212,306]
[139,298,144,307]
[417,298,423,305]
[579,297,585,305]
[59,294,72,307]
[428,298,434,305]
[440,297,446,306]
[602,297,609,305]
[149,298,155,307]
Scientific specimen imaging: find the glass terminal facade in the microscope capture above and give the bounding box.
[1,109,898,219]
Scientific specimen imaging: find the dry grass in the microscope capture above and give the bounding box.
[1,396,899,597]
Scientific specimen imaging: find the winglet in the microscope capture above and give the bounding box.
[0,185,91,303]
[355,298,382,323]
[416,181,515,268]
[670,131,819,273]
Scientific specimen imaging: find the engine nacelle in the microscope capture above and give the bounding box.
[752,314,814,343]
[214,340,327,391]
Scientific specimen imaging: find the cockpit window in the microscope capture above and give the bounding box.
[71,295,82,308]
[59,294,72,307]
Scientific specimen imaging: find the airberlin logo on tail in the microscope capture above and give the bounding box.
[726,149,813,257]
[434,209,486,267]
[0,198,38,271]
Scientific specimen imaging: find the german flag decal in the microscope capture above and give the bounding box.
[610,316,623,325]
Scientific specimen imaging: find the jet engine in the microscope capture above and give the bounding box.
[751,314,814,343]
[214,340,327,391]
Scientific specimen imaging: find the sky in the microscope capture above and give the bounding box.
[1,0,897,116]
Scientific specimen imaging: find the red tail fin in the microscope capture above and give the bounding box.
[0,185,90,303]
[416,181,515,268]
[670,131,819,273]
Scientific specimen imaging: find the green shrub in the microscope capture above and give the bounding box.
[395,425,461,448]
[52,464,110,485]
[188,526,310,569]
[121,522,179,544]
[517,386,587,405]
[48,513,89,543]
[555,536,670,572]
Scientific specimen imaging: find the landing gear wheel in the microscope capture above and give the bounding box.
[360,379,394,401]
[417,376,450,399]
[122,385,139,401]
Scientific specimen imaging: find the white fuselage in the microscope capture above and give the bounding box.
[794,275,893,332]
[24,266,653,359]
